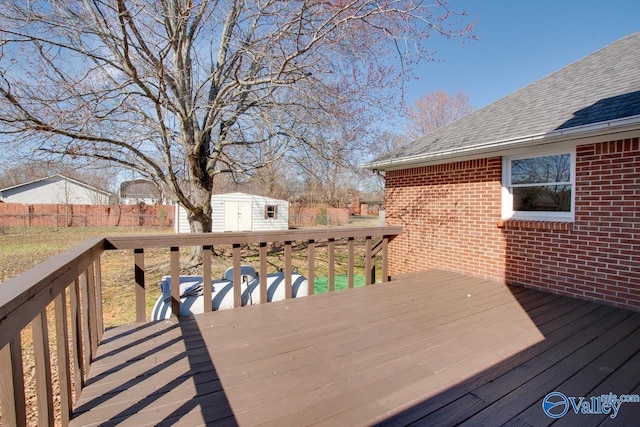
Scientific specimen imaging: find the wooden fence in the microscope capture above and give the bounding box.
[289,206,350,227]
[0,203,174,228]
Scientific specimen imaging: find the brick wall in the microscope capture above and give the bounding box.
[385,137,640,311]
[385,157,505,279]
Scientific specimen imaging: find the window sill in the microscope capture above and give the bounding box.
[497,219,573,231]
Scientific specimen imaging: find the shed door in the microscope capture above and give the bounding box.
[224,201,252,232]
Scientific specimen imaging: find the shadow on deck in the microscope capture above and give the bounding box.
[70,270,640,426]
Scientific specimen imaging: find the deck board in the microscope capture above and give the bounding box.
[70,269,640,426]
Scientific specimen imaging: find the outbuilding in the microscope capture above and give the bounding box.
[175,192,289,233]
[0,174,113,205]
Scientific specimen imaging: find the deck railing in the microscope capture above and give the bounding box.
[0,226,401,426]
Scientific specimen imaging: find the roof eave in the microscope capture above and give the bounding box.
[363,115,640,171]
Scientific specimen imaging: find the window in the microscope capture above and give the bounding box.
[502,150,575,221]
[265,205,278,219]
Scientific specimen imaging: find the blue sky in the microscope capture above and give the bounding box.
[406,0,640,110]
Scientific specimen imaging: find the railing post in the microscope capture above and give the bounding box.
[382,236,389,283]
[170,247,180,317]
[284,241,292,299]
[232,244,242,308]
[307,240,315,295]
[134,248,146,322]
[348,237,355,288]
[203,246,213,312]
[259,242,268,303]
[328,238,335,292]
[0,336,26,427]
[365,236,373,284]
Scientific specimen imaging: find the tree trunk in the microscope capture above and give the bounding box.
[186,184,213,264]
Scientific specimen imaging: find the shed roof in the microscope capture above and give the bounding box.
[366,32,640,171]
[211,192,288,203]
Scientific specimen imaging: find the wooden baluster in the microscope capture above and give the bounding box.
[80,271,92,372]
[259,242,268,303]
[134,248,146,322]
[70,277,85,397]
[32,310,54,426]
[94,257,104,340]
[307,239,315,295]
[328,238,335,292]
[284,241,292,299]
[232,244,242,308]
[203,246,212,312]
[0,336,27,427]
[86,264,98,359]
[54,289,73,425]
[348,237,355,288]
[170,247,180,317]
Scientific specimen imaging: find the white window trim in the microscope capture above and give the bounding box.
[502,148,576,222]
[265,204,278,219]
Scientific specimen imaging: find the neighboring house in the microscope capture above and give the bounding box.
[0,174,114,205]
[176,192,289,233]
[365,32,640,311]
[120,179,163,205]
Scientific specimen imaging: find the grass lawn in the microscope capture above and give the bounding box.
[314,273,366,293]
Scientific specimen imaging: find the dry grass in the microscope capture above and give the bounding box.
[1,226,175,426]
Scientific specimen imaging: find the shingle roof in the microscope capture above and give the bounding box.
[367,32,640,170]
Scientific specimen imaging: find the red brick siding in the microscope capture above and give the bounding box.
[385,157,505,279]
[386,137,640,311]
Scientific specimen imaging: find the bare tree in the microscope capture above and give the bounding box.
[0,0,475,233]
[405,90,473,139]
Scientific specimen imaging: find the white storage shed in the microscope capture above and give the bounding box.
[175,192,289,233]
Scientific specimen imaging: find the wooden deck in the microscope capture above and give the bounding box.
[70,270,640,426]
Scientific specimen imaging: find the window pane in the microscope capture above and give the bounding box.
[511,154,570,184]
[513,185,571,212]
[265,205,277,219]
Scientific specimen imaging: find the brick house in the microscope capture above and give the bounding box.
[365,32,640,310]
